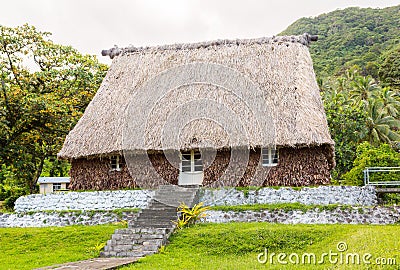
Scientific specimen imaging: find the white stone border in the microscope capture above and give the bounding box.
[14,190,155,213]
[199,186,378,206]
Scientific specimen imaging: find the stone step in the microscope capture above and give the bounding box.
[131,221,175,227]
[105,240,163,251]
[135,215,177,221]
[101,250,155,258]
[133,219,176,225]
[151,200,194,207]
[139,210,177,215]
[111,233,165,241]
[133,217,176,222]
[145,205,177,210]
[113,228,168,235]
[130,223,176,228]
[140,208,177,213]
[151,200,194,206]
[137,211,176,216]
[154,191,197,196]
[154,194,196,199]
[147,202,177,206]
[102,185,198,258]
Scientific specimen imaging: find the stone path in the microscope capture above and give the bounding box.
[35,257,140,270]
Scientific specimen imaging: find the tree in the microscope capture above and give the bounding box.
[378,87,400,117]
[0,24,108,194]
[322,69,400,180]
[321,76,366,179]
[280,5,400,78]
[343,142,400,186]
[359,99,400,146]
[349,75,378,107]
[379,44,400,89]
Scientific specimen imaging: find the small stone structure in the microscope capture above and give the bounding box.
[14,190,154,213]
[200,186,377,206]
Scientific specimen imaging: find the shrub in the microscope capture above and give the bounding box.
[174,202,210,229]
[342,142,400,186]
[3,185,28,210]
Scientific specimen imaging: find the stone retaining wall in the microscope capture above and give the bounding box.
[14,186,377,214]
[0,211,138,228]
[205,206,400,224]
[200,186,377,206]
[4,185,386,228]
[14,190,154,213]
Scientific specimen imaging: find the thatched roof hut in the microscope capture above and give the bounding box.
[58,34,335,190]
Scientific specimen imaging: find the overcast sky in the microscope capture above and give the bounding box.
[2,0,399,64]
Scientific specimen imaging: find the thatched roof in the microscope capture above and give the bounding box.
[58,33,334,160]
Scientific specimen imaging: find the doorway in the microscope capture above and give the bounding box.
[178,149,203,185]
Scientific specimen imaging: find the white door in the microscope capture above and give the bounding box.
[178,150,203,186]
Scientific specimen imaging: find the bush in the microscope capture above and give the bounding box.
[0,184,28,210]
[342,142,400,186]
[174,202,210,229]
[0,185,11,201]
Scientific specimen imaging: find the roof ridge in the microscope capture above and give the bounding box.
[101,33,317,59]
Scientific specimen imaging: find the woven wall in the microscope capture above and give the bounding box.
[69,146,333,190]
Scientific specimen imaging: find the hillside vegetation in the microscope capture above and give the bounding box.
[282,5,400,181]
[281,5,400,79]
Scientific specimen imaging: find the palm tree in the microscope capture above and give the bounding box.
[349,76,379,107]
[378,87,400,117]
[359,99,400,146]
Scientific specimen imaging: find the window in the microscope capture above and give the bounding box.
[53,183,62,192]
[181,150,203,172]
[110,155,123,171]
[262,147,279,167]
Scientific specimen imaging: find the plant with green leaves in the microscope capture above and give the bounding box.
[360,99,400,146]
[349,75,378,106]
[0,24,107,201]
[321,74,366,179]
[174,202,210,229]
[342,142,400,186]
[86,242,106,257]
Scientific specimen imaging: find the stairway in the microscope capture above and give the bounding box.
[101,185,199,258]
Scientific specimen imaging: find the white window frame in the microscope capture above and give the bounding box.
[262,147,279,167]
[110,155,122,171]
[53,183,62,192]
[180,150,203,173]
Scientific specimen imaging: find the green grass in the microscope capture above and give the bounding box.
[1,222,399,270]
[122,223,400,270]
[0,224,124,270]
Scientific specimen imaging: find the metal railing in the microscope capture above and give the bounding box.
[363,167,400,186]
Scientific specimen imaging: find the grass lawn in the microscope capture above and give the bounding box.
[0,223,124,270]
[1,222,399,270]
[122,223,400,270]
